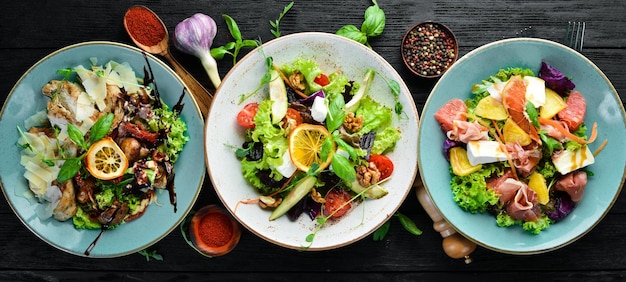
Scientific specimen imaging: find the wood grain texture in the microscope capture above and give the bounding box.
[0,0,624,280]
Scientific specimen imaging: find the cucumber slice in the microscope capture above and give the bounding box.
[269,69,288,124]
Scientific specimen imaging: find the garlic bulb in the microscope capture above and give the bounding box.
[173,13,221,88]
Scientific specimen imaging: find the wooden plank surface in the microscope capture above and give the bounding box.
[1,0,624,280]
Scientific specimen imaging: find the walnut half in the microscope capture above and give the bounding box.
[356,162,381,187]
[343,112,364,133]
[259,195,282,209]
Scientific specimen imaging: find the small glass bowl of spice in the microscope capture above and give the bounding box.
[185,205,241,257]
[401,21,458,79]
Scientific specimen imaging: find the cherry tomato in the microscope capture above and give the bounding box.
[369,154,394,180]
[313,73,330,86]
[282,108,303,129]
[324,188,352,217]
[236,102,259,128]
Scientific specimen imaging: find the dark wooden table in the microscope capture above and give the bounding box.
[1,1,625,281]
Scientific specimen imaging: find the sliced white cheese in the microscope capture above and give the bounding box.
[75,65,107,111]
[524,76,546,107]
[552,145,595,175]
[275,150,297,178]
[487,81,507,102]
[310,96,328,123]
[466,140,509,166]
[75,91,96,122]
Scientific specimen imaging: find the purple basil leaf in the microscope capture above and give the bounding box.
[538,61,575,95]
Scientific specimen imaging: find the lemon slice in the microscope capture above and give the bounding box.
[85,137,129,180]
[288,124,333,172]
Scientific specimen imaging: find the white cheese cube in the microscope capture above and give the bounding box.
[524,76,546,108]
[275,150,297,178]
[310,96,328,123]
[466,140,509,166]
[552,145,595,175]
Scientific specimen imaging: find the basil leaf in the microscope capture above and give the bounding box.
[57,157,81,183]
[320,137,334,162]
[336,25,367,45]
[326,95,346,132]
[90,113,114,143]
[330,154,355,182]
[373,220,391,241]
[526,101,540,128]
[361,1,386,37]
[539,131,562,155]
[335,137,357,160]
[67,123,86,149]
[395,213,422,236]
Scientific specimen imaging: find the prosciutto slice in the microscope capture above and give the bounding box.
[486,170,517,204]
[554,171,588,202]
[506,142,542,177]
[446,120,489,143]
[506,184,541,222]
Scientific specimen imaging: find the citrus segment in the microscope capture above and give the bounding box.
[85,137,129,180]
[503,118,532,146]
[474,95,508,120]
[288,124,333,172]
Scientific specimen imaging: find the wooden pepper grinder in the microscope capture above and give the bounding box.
[414,174,476,264]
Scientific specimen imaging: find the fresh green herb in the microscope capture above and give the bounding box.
[16,126,55,167]
[372,212,422,241]
[138,249,163,261]
[374,70,404,116]
[539,131,563,155]
[372,220,391,241]
[336,0,386,48]
[395,213,422,236]
[270,1,294,38]
[56,113,114,183]
[525,101,540,128]
[56,68,74,80]
[211,14,260,66]
[326,94,347,132]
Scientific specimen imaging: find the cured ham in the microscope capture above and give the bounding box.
[506,184,540,222]
[506,142,542,177]
[446,120,489,143]
[486,170,517,204]
[435,99,467,133]
[557,90,586,131]
[554,171,588,202]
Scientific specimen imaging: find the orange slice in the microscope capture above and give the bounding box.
[288,124,333,172]
[85,137,129,180]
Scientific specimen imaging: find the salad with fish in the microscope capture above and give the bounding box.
[17,57,189,233]
[234,57,402,232]
[435,61,604,234]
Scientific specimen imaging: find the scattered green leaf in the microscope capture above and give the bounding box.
[138,249,163,262]
[373,220,391,241]
[336,0,386,48]
[270,2,294,38]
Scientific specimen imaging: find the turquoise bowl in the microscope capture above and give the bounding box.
[0,42,205,257]
[418,38,625,254]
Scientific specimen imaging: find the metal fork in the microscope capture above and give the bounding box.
[564,21,586,52]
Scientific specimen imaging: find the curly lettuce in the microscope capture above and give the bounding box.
[148,104,189,163]
[450,164,501,213]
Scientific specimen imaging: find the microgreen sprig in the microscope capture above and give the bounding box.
[211,14,260,66]
[270,2,294,38]
[16,126,55,167]
[372,212,423,241]
[138,248,163,262]
[374,70,405,117]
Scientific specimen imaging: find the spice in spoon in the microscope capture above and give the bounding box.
[125,6,166,46]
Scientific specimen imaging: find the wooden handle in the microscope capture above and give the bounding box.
[161,51,213,117]
[414,175,476,263]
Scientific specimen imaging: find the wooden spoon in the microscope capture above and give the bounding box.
[123,5,213,117]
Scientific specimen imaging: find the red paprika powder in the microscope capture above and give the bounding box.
[125,6,166,46]
[188,205,241,257]
[197,212,233,247]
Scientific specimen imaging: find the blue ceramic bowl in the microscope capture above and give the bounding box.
[418,38,625,254]
[0,42,205,257]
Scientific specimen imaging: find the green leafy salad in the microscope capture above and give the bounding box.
[17,57,189,231]
[436,62,601,234]
[234,57,402,244]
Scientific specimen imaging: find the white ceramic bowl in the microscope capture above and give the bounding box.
[205,32,419,250]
